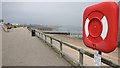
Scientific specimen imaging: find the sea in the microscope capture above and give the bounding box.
[56,26,120,42]
[55,26,82,38]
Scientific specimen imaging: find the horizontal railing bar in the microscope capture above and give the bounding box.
[28,28,119,67]
[36,30,80,51]
[79,48,119,67]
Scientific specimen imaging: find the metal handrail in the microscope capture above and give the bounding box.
[28,28,119,67]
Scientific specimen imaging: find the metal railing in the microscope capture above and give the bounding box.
[28,27,119,67]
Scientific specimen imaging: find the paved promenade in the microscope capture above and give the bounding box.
[0,24,2,67]
[2,27,70,66]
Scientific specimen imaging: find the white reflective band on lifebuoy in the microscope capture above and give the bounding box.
[85,18,90,37]
[101,16,108,40]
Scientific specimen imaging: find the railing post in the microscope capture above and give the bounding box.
[60,42,63,57]
[60,42,62,51]
[50,37,52,47]
[50,38,52,44]
[79,50,83,66]
[45,35,47,42]
[39,33,40,37]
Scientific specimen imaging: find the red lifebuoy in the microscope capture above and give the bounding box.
[83,2,119,53]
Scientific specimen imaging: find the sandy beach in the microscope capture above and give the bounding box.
[46,34,119,65]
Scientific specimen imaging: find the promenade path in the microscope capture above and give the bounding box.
[0,24,2,67]
[2,27,71,66]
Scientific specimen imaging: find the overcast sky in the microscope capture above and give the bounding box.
[1,0,120,27]
[2,0,119,2]
[2,2,98,27]
[0,2,1,19]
